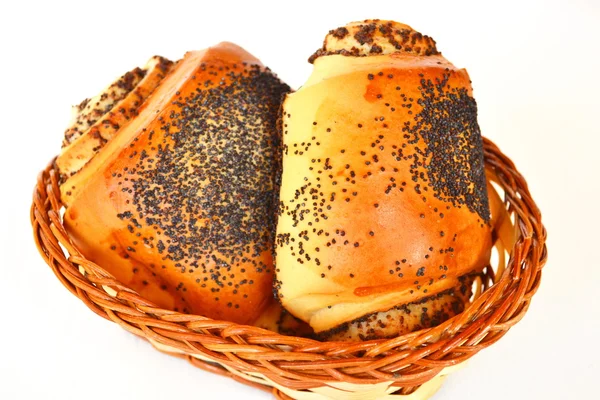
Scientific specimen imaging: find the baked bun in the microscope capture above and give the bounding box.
[61,43,290,325]
[275,20,492,339]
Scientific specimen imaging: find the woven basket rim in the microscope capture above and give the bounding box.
[31,137,547,398]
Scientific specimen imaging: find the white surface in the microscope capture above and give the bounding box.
[1,1,599,399]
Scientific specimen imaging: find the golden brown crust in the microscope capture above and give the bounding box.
[275,21,491,336]
[309,20,439,63]
[63,43,290,324]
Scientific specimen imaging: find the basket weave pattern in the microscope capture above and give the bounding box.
[31,138,547,399]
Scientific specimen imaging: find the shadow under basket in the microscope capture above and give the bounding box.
[31,137,547,400]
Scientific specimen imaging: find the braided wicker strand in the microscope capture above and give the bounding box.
[31,137,547,399]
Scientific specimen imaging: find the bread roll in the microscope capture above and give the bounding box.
[61,43,290,325]
[275,20,492,339]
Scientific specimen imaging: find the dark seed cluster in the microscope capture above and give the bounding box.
[408,73,490,222]
[330,27,349,39]
[112,62,290,311]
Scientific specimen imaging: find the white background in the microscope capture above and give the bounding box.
[1,0,599,399]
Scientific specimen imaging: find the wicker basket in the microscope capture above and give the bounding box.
[31,137,547,399]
